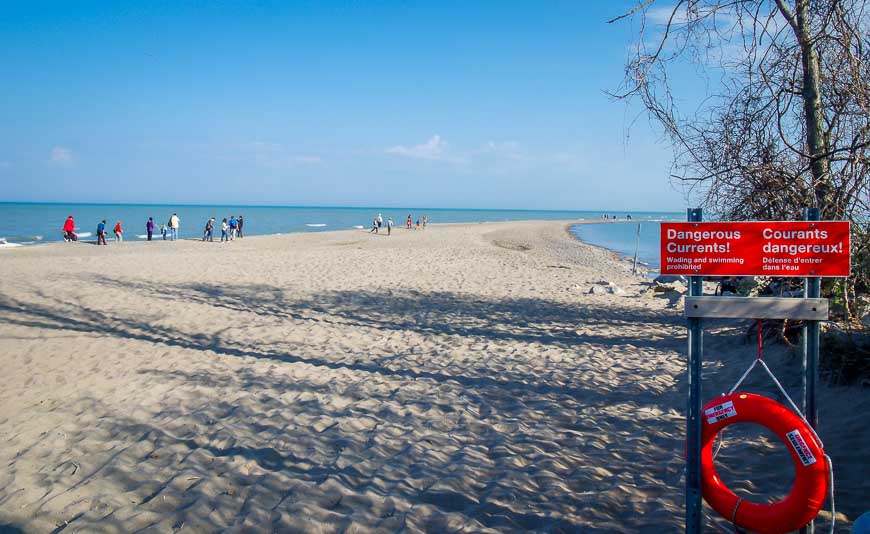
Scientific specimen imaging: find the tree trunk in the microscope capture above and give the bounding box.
[794,0,833,217]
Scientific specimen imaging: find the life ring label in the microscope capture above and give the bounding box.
[786,429,817,466]
[704,400,737,424]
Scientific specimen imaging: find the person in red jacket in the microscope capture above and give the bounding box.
[113,221,123,242]
[62,215,77,242]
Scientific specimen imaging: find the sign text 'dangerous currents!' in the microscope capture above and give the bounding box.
[660,221,850,277]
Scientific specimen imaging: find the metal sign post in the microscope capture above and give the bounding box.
[801,207,821,534]
[686,207,703,534]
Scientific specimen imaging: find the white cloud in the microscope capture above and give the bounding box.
[386,134,459,162]
[480,140,525,161]
[647,3,737,27]
[226,141,323,168]
[49,146,75,167]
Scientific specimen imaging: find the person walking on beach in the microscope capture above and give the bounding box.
[229,215,238,240]
[146,217,154,241]
[237,215,244,238]
[96,220,107,245]
[62,215,76,242]
[220,218,229,242]
[406,214,412,229]
[370,217,378,234]
[203,217,215,242]
[387,217,393,236]
[113,221,123,242]
[168,213,180,241]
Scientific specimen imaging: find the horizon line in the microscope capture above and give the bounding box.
[0,201,684,214]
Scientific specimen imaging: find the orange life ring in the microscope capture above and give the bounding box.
[701,392,827,534]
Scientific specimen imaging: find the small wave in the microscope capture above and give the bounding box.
[77,232,93,238]
[34,235,44,241]
[352,225,364,229]
[136,234,149,239]
[305,223,327,227]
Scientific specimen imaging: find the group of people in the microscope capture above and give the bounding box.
[369,213,394,235]
[407,214,428,229]
[369,213,429,235]
[202,215,244,242]
[602,213,632,220]
[61,212,184,244]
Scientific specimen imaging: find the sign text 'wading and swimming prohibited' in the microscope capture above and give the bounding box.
[660,221,851,277]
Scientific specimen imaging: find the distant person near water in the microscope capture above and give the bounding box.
[168,213,180,241]
[146,217,154,241]
[203,218,215,241]
[416,218,421,230]
[62,215,77,242]
[161,224,167,240]
[387,217,393,236]
[370,216,379,234]
[376,213,383,231]
[113,221,123,242]
[422,215,428,228]
[406,214,412,229]
[229,216,238,240]
[220,218,229,242]
[237,215,244,238]
[96,220,107,245]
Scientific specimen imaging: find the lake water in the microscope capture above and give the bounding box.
[0,203,680,247]
[569,218,684,270]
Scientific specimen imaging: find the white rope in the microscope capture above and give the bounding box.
[728,358,759,395]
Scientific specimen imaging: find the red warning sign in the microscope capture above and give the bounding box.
[660,221,850,277]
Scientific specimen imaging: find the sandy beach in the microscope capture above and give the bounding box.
[0,220,865,532]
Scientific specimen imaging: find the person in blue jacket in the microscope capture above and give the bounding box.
[229,215,238,240]
[96,220,107,245]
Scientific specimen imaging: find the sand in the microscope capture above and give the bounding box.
[0,220,865,533]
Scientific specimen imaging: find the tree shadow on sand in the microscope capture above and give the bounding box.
[0,281,696,532]
[0,365,686,532]
[90,275,684,352]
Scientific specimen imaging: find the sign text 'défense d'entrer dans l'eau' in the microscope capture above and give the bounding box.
[659,221,851,277]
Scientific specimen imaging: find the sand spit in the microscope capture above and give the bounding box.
[0,220,865,532]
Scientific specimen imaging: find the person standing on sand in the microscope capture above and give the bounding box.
[422,215,428,228]
[161,224,167,240]
[146,217,154,241]
[229,215,238,240]
[168,213,180,241]
[220,218,229,242]
[237,215,244,238]
[387,217,393,236]
[416,218,421,230]
[62,215,76,242]
[203,217,215,242]
[113,221,123,242]
[376,213,383,231]
[96,220,107,245]
[406,214,412,229]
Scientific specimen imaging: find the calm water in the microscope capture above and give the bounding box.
[0,203,677,242]
[0,203,681,268]
[570,217,684,269]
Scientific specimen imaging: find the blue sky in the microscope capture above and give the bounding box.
[0,1,684,211]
